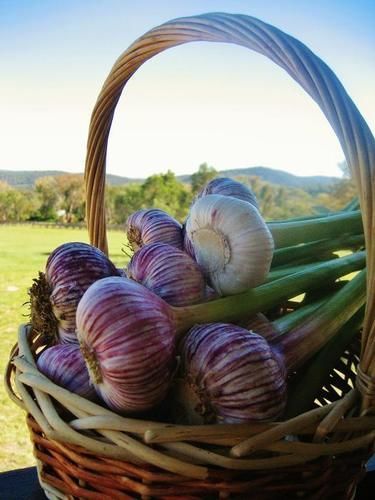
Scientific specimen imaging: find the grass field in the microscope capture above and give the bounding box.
[0,224,128,472]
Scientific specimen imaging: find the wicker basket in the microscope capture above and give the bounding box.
[5,12,375,500]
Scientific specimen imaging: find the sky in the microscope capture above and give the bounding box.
[1,0,374,179]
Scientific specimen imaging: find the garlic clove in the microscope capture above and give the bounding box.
[186,194,274,295]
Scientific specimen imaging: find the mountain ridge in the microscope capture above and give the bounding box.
[0,166,340,191]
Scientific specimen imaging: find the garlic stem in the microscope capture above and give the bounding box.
[268,210,363,248]
[272,296,330,336]
[266,260,335,283]
[271,234,364,268]
[269,199,359,224]
[172,251,366,335]
[284,306,364,418]
[269,209,351,224]
[274,269,366,372]
[343,197,360,211]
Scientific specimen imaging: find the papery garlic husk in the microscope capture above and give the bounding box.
[180,323,287,423]
[185,194,274,295]
[76,277,176,414]
[204,285,218,302]
[127,243,205,306]
[46,242,119,343]
[197,177,259,209]
[182,221,195,260]
[243,312,281,342]
[126,209,183,253]
[37,344,97,400]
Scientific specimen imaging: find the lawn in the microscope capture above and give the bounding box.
[0,224,128,472]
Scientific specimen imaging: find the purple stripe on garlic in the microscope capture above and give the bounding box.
[127,243,205,307]
[197,177,259,209]
[37,344,97,400]
[43,242,120,343]
[185,194,274,296]
[76,277,176,414]
[126,209,183,252]
[180,323,287,424]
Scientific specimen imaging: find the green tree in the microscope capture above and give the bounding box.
[191,163,217,195]
[238,175,316,220]
[315,161,357,212]
[55,174,85,222]
[106,184,144,225]
[34,176,60,220]
[141,170,191,220]
[0,183,40,222]
[106,172,192,224]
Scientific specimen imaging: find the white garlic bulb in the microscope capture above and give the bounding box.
[185,194,274,295]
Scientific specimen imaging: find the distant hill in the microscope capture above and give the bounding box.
[179,166,340,193]
[0,170,68,188]
[0,166,340,192]
[217,166,340,193]
[0,170,141,189]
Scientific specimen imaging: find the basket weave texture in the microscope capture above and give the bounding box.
[5,12,375,500]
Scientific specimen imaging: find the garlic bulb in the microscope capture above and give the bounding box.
[185,194,274,295]
[30,242,119,344]
[180,323,287,423]
[76,277,176,414]
[127,243,205,306]
[37,344,97,400]
[126,209,183,252]
[197,177,259,209]
[179,272,366,425]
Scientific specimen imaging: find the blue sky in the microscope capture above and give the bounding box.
[1,0,374,178]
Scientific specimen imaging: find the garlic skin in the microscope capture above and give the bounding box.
[126,209,183,252]
[197,177,259,209]
[76,277,176,414]
[127,243,205,307]
[37,344,97,400]
[244,313,281,342]
[181,323,287,423]
[45,242,119,343]
[182,222,195,260]
[185,194,274,295]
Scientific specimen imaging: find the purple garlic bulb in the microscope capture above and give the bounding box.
[126,209,183,252]
[197,177,259,209]
[180,323,287,423]
[30,242,120,344]
[76,277,176,414]
[127,243,205,307]
[37,344,97,400]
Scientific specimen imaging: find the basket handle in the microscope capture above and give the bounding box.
[84,12,375,409]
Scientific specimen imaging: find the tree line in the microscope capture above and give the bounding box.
[0,163,356,225]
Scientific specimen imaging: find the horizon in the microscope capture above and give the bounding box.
[1,1,374,179]
[0,164,344,182]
